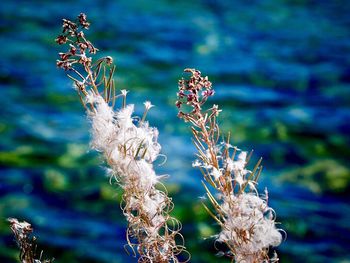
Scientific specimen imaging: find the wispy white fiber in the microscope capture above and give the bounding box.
[218,193,282,262]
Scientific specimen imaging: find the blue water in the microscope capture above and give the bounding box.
[1,1,350,262]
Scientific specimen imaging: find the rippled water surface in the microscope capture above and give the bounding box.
[1,1,350,262]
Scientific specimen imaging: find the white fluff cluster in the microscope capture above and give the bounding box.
[192,144,282,261]
[87,93,161,163]
[193,149,252,188]
[219,193,282,262]
[226,151,250,187]
[86,92,171,243]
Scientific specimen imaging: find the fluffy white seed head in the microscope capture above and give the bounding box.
[218,193,282,261]
[86,94,180,260]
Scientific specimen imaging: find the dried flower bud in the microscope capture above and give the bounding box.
[175,100,182,108]
[62,18,77,32]
[177,111,185,118]
[77,31,85,38]
[187,93,195,103]
[105,56,113,65]
[69,44,77,55]
[55,35,67,45]
[56,60,72,70]
[59,52,71,61]
[202,89,214,97]
[78,13,90,29]
[78,42,87,52]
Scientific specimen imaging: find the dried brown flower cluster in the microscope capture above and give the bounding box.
[56,14,189,263]
[176,68,215,118]
[56,13,95,70]
[8,218,53,263]
[176,69,282,263]
[56,13,115,109]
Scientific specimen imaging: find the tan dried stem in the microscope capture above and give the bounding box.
[8,218,54,263]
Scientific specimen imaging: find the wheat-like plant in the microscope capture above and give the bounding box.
[8,218,54,263]
[176,69,283,262]
[55,13,189,263]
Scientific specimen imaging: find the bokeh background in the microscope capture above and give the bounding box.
[1,0,350,262]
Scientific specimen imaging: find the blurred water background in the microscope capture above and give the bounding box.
[1,0,350,262]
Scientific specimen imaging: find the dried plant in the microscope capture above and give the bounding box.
[8,218,54,263]
[56,14,189,263]
[176,69,283,262]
